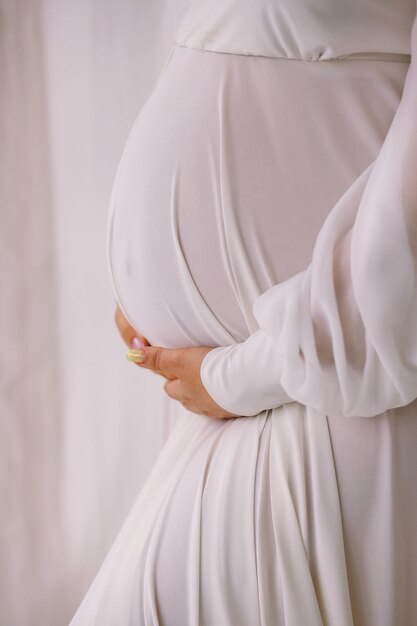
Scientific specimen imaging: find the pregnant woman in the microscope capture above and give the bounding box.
[70,0,417,624]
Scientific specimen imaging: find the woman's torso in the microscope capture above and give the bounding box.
[107,45,410,348]
[101,3,417,623]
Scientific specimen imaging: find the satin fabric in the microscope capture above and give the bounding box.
[200,8,417,418]
[171,0,414,61]
[70,1,417,624]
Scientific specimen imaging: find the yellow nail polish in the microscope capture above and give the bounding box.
[126,349,145,363]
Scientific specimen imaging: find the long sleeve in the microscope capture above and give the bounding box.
[200,7,417,419]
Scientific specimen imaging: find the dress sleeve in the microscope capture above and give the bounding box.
[200,8,417,419]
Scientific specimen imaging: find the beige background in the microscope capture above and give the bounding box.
[0,1,182,623]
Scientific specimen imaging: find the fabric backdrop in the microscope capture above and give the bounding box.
[0,1,182,623]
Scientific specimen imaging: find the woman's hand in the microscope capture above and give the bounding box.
[114,304,162,379]
[130,344,240,420]
[114,305,151,350]
[114,305,239,419]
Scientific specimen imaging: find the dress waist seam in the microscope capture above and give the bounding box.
[173,43,411,63]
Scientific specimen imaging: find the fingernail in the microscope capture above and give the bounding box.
[131,336,145,349]
[126,349,145,363]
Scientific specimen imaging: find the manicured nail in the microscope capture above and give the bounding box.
[131,336,145,349]
[126,349,145,363]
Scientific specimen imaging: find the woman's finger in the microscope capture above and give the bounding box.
[114,305,150,349]
[132,346,183,379]
[163,378,183,401]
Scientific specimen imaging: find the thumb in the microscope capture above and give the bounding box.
[127,345,178,378]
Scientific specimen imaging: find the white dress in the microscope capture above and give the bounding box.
[70,1,417,624]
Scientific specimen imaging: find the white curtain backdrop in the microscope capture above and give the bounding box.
[1,1,182,623]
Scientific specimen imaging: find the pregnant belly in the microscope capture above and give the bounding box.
[107,44,407,349]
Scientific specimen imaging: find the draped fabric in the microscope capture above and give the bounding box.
[1,1,175,623]
[201,3,417,419]
[70,1,417,624]
[0,3,64,623]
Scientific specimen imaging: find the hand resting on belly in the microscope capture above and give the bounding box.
[114,305,239,420]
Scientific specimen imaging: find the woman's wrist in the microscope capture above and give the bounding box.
[199,328,294,417]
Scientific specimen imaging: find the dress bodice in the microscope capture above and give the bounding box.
[164,0,414,60]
